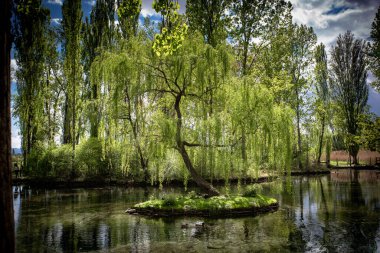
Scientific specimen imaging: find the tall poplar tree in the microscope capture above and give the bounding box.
[370,5,380,91]
[288,24,316,169]
[229,0,292,76]
[314,43,329,163]
[83,0,116,138]
[330,31,368,164]
[13,0,50,167]
[117,0,141,39]
[186,0,229,47]
[62,0,82,174]
[43,28,63,146]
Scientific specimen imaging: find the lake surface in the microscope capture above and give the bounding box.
[13,169,380,252]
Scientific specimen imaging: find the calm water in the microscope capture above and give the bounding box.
[13,169,380,252]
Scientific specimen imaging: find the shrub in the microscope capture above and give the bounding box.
[104,142,123,178]
[27,143,73,179]
[242,184,263,197]
[75,138,107,178]
[162,194,178,207]
[50,144,73,179]
[27,142,50,177]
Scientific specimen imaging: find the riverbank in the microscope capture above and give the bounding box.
[13,166,380,189]
[11,176,274,189]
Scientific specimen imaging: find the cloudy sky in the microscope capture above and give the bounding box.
[10,0,380,148]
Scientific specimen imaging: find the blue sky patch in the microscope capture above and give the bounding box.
[324,5,350,15]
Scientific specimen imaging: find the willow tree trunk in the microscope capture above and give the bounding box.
[0,0,15,251]
[125,91,149,182]
[174,94,220,197]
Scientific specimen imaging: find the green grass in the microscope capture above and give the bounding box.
[328,160,370,166]
[134,192,277,212]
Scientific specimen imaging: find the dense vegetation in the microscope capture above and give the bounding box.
[12,0,380,194]
[131,189,278,217]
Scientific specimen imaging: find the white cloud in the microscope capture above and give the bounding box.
[11,120,21,149]
[290,0,380,115]
[48,0,63,6]
[290,0,377,47]
[51,18,62,26]
[12,135,21,149]
[141,8,157,18]
[140,0,185,18]
[368,85,380,116]
[85,0,96,6]
[11,59,17,83]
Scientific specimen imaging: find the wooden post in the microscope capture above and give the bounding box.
[0,0,15,251]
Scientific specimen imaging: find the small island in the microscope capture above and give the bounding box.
[126,191,278,218]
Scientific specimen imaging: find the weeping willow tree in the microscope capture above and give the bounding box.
[90,0,295,195]
[91,36,154,181]
[226,74,294,181]
[148,33,293,195]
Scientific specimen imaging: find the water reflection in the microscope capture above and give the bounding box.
[13,169,380,252]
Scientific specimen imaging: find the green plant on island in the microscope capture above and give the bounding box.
[131,189,277,216]
[242,184,263,197]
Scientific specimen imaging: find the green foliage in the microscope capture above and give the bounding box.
[27,143,73,179]
[16,0,379,193]
[370,6,380,91]
[152,0,188,56]
[62,0,83,147]
[289,24,317,169]
[117,0,141,38]
[186,0,229,47]
[135,194,277,211]
[242,184,263,197]
[75,138,107,177]
[229,0,292,75]
[49,145,74,178]
[161,194,178,207]
[330,31,369,163]
[26,139,124,179]
[13,0,51,166]
[357,114,380,151]
[313,43,330,163]
[82,0,119,142]
[118,0,141,20]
